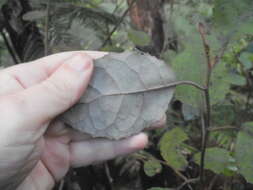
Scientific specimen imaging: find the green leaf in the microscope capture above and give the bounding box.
[171,34,230,107]
[239,52,253,70]
[226,73,247,86]
[209,61,231,105]
[194,148,230,174]
[144,159,162,177]
[209,130,236,150]
[235,122,253,183]
[198,2,213,18]
[211,105,235,126]
[245,43,253,53]
[213,0,253,37]
[128,29,150,46]
[159,127,188,170]
[171,35,206,107]
[182,103,200,121]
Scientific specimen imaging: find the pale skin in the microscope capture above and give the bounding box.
[0,51,166,190]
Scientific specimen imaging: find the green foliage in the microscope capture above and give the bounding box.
[210,131,236,150]
[159,127,189,170]
[226,73,247,86]
[144,159,162,177]
[239,52,253,70]
[235,122,253,183]
[170,34,230,107]
[128,29,150,46]
[213,0,253,37]
[211,105,235,126]
[194,148,230,174]
[170,34,206,107]
[245,42,253,53]
[209,61,231,105]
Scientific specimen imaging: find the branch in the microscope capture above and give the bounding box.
[44,0,51,56]
[207,175,219,190]
[176,178,199,190]
[198,23,212,86]
[199,89,211,186]
[208,126,239,132]
[100,0,138,49]
[198,23,212,188]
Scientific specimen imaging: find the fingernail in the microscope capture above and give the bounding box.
[67,53,92,72]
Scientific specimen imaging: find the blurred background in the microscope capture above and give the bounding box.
[1,0,253,189]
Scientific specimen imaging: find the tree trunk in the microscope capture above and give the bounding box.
[127,0,165,56]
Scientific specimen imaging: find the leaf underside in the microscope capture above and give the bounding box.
[61,51,176,139]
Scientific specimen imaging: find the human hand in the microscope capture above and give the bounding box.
[0,51,165,190]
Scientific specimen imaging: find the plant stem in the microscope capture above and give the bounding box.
[208,126,239,132]
[199,23,212,71]
[207,175,219,190]
[85,80,206,103]
[44,0,51,56]
[198,23,212,188]
[177,178,199,190]
[199,88,211,186]
[100,0,138,49]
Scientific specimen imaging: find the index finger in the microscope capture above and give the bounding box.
[3,51,108,89]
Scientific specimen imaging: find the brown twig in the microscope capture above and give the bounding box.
[208,126,239,132]
[198,23,212,85]
[199,101,206,182]
[198,23,212,188]
[207,175,219,190]
[100,0,138,49]
[176,178,199,190]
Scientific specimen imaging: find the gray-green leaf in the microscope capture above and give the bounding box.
[61,51,175,139]
[159,127,188,170]
[144,159,162,177]
[128,29,151,46]
[194,147,230,174]
[22,10,47,21]
[235,122,253,183]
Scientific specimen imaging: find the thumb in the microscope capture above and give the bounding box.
[1,53,93,130]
